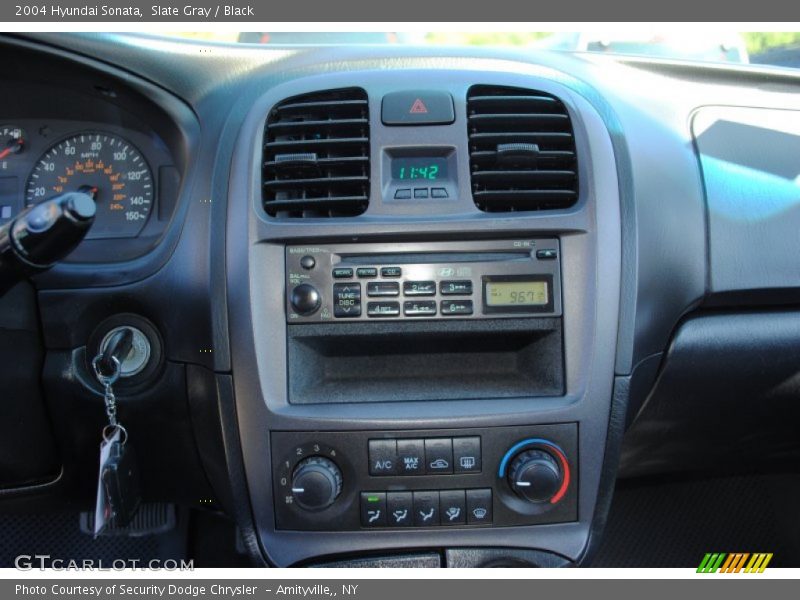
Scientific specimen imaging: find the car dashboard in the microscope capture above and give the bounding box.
[1,32,799,568]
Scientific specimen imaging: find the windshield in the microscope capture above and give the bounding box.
[165,31,800,69]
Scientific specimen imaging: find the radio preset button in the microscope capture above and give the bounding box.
[356,267,378,278]
[403,281,436,296]
[381,266,402,278]
[403,301,437,317]
[441,300,473,316]
[333,283,361,318]
[332,267,353,279]
[394,188,412,200]
[440,280,473,295]
[367,281,400,297]
[414,188,429,199]
[367,302,401,318]
[431,188,449,199]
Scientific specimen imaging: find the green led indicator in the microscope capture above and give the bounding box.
[367,496,380,503]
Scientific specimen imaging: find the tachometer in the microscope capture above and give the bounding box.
[25,133,153,239]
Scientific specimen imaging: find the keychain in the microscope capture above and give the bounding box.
[91,351,141,536]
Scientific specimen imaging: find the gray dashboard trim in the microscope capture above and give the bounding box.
[227,67,621,565]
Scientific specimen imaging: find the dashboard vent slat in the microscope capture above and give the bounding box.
[468,85,579,213]
[263,88,370,218]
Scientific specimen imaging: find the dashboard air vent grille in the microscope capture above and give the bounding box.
[467,85,578,212]
[263,88,370,218]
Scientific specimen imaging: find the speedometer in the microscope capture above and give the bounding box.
[25,133,153,239]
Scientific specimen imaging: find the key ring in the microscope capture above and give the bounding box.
[92,354,121,386]
[102,424,128,445]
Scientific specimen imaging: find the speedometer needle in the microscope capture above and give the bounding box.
[78,185,99,200]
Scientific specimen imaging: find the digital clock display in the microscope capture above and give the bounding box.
[391,157,447,181]
[485,280,549,307]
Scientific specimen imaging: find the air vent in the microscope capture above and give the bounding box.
[467,85,578,212]
[263,88,370,218]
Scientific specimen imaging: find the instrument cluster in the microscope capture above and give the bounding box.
[0,119,177,248]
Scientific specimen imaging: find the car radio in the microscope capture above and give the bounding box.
[285,239,562,323]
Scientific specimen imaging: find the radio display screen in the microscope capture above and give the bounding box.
[391,157,447,181]
[485,280,549,307]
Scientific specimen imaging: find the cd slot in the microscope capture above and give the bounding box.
[337,251,530,265]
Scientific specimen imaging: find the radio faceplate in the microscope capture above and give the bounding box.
[285,239,562,323]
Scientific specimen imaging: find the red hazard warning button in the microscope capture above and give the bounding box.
[382,91,455,125]
[409,98,429,114]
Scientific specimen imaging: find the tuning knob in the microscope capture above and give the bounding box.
[290,283,321,316]
[507,448,564,503]
[291,456,342,511]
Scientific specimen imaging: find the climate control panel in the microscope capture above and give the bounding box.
[271,424,577,531]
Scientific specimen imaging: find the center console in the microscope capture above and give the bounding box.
[226,66,622,566]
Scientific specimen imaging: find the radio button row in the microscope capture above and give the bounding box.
[333,283,361,318]
[367,281,400,297]
[441,300,473,316]
[332,267,353,279]
[440,280,473,295]
[403,281,436,296]
[381,266,402,278]
[367,302,401,318]
[404,301,437,316]
[356,267,378,278]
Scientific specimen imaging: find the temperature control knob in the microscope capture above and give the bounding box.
[291,456,342,511]
[290,283,321,316]
[508,448,563,503]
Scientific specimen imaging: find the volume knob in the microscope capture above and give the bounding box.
[290,283,321,316]
[291,456,342,511]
